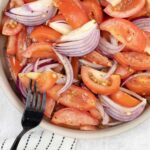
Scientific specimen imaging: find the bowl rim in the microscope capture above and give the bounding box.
[1,0,150,139]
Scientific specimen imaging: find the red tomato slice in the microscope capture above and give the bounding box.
[2,18,23,36]
[104,0,145,18]
[50,14,65,22]
[126,76,150,96]
[82,0,103,24]
[89,108,101,120]
[19,72,58,92]
[36,72,58,93]
[110,90,140,107]
[6,35,17,55]
[24,0,36,3]
[81,66,121,95]
[51,108,99,127]
[47,85,97,111]
[71,57,79,79]
[80,125,97,131]
[9,0,24,8]
[7,56,21,80]
[22,42,57,60]
[16,28,27,61]
[115,65,135,79]
[144,32,150,55]
[54,0,89,28]
[44,98,55,118]
[100,18,146,52]
[30,26,61,42]
[82,51,112,67]
[114,52,150,70]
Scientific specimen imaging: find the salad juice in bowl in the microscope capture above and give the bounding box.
[0,0,150,139]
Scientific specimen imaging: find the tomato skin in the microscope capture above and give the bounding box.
[82,0,103,24]
[80,125,97,131]
[81,66,121,95]
[104,0,145,18]
[2,19,23,36]
[24,0,36,3]
[7,35,17,55]
[8,56,21,80]
[115,65,135,79]
[30,26,61,42]
[51,108,99,127]
[54,0,89,28]
[47,85,97,111]
[82,51,112,67]
[44,98,55,118]
[110,91,140,107]
[114,52,150,71]
[126,76,150,96]
[100,18,146,52]
[22,42,57,60]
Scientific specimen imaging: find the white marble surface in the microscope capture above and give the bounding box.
[1,88,150,150]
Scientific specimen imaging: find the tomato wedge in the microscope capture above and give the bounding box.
[10,0,24,8]
[126,76,150,96]
[19,72,58,92]
[30,26,61,42]
[22,42,57,60]
[82,0,103,24]
[110,90,140,107]
[44,98,55,118]
[104,0,145,18]
[2,18,23,36]
[54,0,89,28]
[89,108,101,120]
[115,65,135,79]
[16,28,27,61]
[100,18,146,52]
[81,66,121,95]
[51,108,99,127]
[7,56,21,80]
[114,52,150,70]
[47,85,97,111]
[82,51,112,67]
[6,35,17,55]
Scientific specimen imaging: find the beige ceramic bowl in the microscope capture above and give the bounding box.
[1,0,150,139]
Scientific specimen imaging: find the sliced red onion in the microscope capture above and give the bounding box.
[103,60,117,79]
[79,59,104,69]
[54,20,100,57]
[5,0,57,26]
[38,64,59,72]
[106,0,122,6]
[98,35,125,55]
[133,18,150,32]
[122,72,150,86]
[33,58,40,72]
[99,89,147,122]
[49,20,72,34]
[96,101,110,125]
[53,49,74,95]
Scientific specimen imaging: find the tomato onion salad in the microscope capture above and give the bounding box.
[2,0,150,131]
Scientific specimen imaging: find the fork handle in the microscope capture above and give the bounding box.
[10,128,30,150]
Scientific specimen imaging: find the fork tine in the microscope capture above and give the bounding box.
[26,80,32,108]
[41,93,46,112]
[32,81,37,108]
[36,92,41,110]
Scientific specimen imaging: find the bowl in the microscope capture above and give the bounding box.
[1,0,150,139]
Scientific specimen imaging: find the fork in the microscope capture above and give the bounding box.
[10,80,46,150]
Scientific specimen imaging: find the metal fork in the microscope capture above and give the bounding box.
[10,80,46,150]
